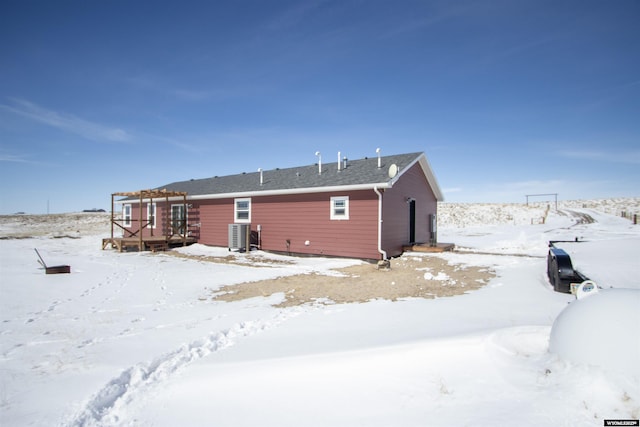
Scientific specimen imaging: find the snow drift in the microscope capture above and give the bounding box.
[550,288,640,378]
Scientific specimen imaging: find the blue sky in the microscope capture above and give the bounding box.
[1,0,638,214]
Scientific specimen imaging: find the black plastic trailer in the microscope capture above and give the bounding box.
[547,241,588,293]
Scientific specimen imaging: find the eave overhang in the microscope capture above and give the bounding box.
[116,182,393,204]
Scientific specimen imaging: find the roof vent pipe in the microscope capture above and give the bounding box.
[343,156,348,169]
[258,168,263,185]
[315,151,322,175]
[337,151,341,171]
[376,148,381,168]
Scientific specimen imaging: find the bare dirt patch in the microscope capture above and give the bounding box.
[167,251,297,267]
[211,255,494,307]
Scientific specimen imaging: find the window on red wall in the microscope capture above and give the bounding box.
[234,198,251,223]
[330,196,349,220]
[123,204,132,227]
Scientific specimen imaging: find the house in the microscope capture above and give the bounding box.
[116,151,443,260]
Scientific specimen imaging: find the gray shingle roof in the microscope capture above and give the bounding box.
[153,152,426,197]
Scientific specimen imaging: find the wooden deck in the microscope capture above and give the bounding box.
[102,236,197,252]
[402,242,455,253]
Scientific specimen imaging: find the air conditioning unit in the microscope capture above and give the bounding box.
[228,224,250,251]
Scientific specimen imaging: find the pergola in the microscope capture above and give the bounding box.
[103,189,190,252]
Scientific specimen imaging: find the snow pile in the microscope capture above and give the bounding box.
[550,288,640,378]
[419,267,454,284]
[422,270,450,281]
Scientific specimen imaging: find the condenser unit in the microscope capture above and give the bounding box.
[228,224,250,251]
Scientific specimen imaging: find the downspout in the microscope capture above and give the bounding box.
[373,186,387,260]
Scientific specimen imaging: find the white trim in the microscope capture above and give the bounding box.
[188,182,393,202]
[115,183,393,205]
[147,202,157,229]
[234,198,251,223]
[122,204,132,227]
[330,196,349,220]
[117,184,391,205]
[402,154,444,201]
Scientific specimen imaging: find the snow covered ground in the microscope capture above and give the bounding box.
[1,200,638,426]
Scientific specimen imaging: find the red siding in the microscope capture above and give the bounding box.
[255,191,379,259]
[193,190,380,259]
[381,162,437,257]
[198,199,234,246]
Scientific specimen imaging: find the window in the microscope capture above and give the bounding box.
[147,203,156,229]
[123,204,132,227]
[330,196,349,220]
[171,204,186,235]
[234,198,251,223]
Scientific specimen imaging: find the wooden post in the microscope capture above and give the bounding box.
[164,194,169,243]
[139,192,143,251]
[150,195,154,238]
[182,194,187,246]
[110,193,115,242]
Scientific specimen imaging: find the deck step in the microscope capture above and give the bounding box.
[402,243,455,253]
